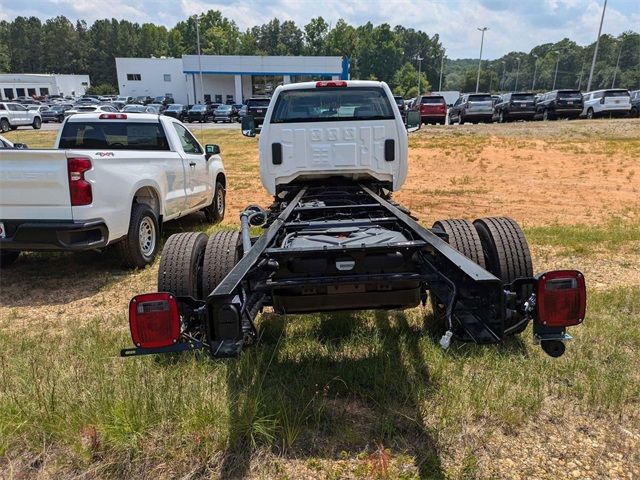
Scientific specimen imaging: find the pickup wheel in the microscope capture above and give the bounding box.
[428,219,485,335]
[586,108,595,119]
[473,217,534,335]
[0,250,20,268]
[203,181,225,224]
[0,119,9,133]
[499,110,506,123]
[117,203,160,268]
[157,232,208,299]
[202,230,242,297]
[32,117,42,130]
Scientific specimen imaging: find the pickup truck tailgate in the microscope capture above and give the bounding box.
[0,150,72,219]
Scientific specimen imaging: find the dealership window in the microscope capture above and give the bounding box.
[40,87,49,96]
[27,88,36,97]
[290,75,333,83]
[163,74,171,82]
[127,74,142,81]
[251,75,283,96]
[215,94,222,104]
[16,88,25,97]
[3,88,13,99]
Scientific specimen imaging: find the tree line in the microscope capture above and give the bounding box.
[0,12,637,96]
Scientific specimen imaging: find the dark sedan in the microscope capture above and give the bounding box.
[163,104,189,121]
[186,104,212,123]
[213,104,237,123]
[41,104,73,123]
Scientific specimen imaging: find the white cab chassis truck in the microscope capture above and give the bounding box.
[0,113,226,267]
[121,81,586,360]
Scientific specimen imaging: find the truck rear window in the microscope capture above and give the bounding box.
[271,87,395,123]
[59,122,170,150]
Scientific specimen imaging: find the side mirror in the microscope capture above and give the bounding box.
[205,144,220,160]
[406,111,421,133]
[13,143,28,149]
[242,115,256,137]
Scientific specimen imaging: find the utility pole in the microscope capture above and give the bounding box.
[514,57,521,91]
[587,0,607,92]
[476,27,488,93]
[194,14,204,104]
[611,42,622,88]
[414,55,424,96]
[531,54,539,91]
[552,50,561,90]
[438,52,445,91]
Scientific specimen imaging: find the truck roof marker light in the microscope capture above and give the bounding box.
[316,81,347,88]
[99,113,127,120]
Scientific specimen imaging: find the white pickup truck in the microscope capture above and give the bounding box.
[0,112,226,267]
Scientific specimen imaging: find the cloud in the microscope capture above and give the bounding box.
[1,0,637,58]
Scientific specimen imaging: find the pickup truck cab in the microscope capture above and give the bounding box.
[0,113,226,268]
[241,80,419,194]
[0,102,42,132]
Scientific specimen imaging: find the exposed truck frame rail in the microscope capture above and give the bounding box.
[122,180,585,359]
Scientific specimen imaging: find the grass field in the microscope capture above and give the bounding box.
[1,120,639,479]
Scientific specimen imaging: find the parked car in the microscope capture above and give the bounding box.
[213,104,237,123]
[76,97,101,105]
[163,104,189,121]
[413,95,447,125]
[123,104,157,114]
[631,90,640,118]
[153,95,175,106]
[246,97,271,127]
[393,95,407,122]
[149,102,168,113]
[145,104,162,114]
[0,134,27,149]
[0,102,42,132]
[64,105,119,117]
[492,92,537,123]
[41,104,73,123]
[187,104,213,123]
[115,96,134,104]
[448,93,493,124]
[236,104,247,123]
[0,112,226,268]
[535,90,583,120]
[27,105,50,115]
[134,95,153,105]
[581,89,631,119]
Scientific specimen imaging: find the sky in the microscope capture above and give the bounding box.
[0,0,638,59]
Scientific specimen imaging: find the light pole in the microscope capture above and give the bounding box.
[552,50,561,90]
[476,27,488,93]
[194,14,204,104]
[587,0,607,92]
[611,42,622,88]
[438,51,445,92]
[531,54,539,91]
[514,57,521,91]
[414,55,424,96]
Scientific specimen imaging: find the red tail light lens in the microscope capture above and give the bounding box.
[129,293,180,348]
[316,81,347,88]
[67,157,92,206]
[537,270,586,327]
[99,113,127,119]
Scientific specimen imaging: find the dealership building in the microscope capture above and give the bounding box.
[0,73,91,100]
[115,55,349,105]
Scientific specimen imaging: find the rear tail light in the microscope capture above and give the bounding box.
[537,270,586,327]
[99,113,127,119]
[129,293,180,348]
[67,157,92,206]
[316,80,347,88]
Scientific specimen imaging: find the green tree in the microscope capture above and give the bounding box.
[8,16,43,72]
[391,62,430,97]
[41,16,80,73]
[304,17,328,55]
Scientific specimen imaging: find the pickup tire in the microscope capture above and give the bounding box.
[203,181,225,224]
[473,216,534,334]
[427,219,485,334]
[202,230,241,297]
[117,203,160,268]
[32,117,42,130]
[0,119,9,133]
[0,250,20,268]
[158,232,208,298]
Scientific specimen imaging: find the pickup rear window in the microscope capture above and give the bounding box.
[59,122,170,150]
[271,87,395,123]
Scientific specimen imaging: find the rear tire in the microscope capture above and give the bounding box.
[473,217,534,334]
[0,119,9,133]
[0,250,20,268]
[203,181,225,224]
[202,230,242,297]
[32,117,41,130]
[586,108,594,119]
[157,232,208,299]
[428,219,486,334]
[117,203,160,268]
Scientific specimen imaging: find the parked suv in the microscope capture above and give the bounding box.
[246,97,271,127]
[41,104,73,123]
[163,104,189,121]
[413,95,447,125]
[0,102,42,132]
[213,104,237,123]
[581,89,631,119]
[535,90,583,120]
[449,93,493,124]
[493,92,536,122]
[187,104,213,123]
[631,90,640,118]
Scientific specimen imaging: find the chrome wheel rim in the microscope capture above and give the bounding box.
[138,217,156,257]
[217,188,225,215]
